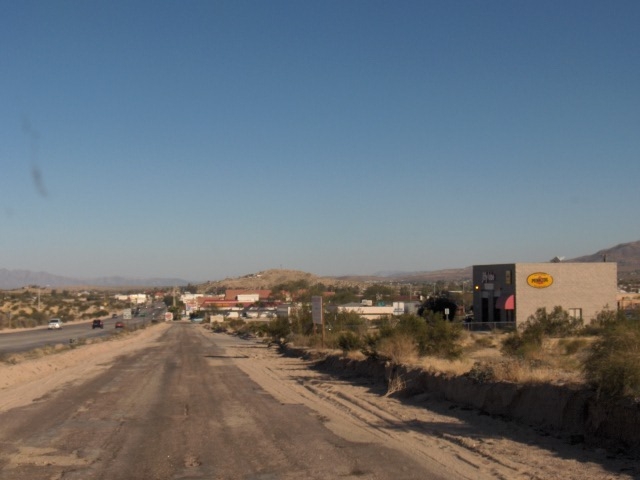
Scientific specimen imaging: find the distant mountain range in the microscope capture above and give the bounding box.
[2,240,639,290]
[0,269,190,290]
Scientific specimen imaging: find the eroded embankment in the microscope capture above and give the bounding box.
[282,346,640,457]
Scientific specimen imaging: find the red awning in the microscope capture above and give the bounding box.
[496,294,515,310]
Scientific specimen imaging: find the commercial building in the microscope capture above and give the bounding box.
[327,302,395,320]
[472,262,617,326]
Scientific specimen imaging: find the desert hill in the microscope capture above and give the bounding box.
[569,240,640,276]
[198,269,357,293]
[199,240,640,291]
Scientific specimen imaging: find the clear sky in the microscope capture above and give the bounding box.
[2,1,639,282]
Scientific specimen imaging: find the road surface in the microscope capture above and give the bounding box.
[0,305,165,354]
[0,324,455,479]
[0,324,636,480]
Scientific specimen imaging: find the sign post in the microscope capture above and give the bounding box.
[312,296,324,348]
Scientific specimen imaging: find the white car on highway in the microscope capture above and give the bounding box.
[48,318,63,329]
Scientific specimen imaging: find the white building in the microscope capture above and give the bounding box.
[327,303,395,320]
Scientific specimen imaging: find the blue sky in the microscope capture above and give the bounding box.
[2,1,639,282]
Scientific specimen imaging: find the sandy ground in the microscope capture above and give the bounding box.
[0,325,638,479]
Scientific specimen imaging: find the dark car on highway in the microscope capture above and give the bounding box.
[92,319,104,329]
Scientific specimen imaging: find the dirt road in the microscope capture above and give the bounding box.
[0,323,636,479]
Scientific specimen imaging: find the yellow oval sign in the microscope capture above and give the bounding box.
[527,272,553,288]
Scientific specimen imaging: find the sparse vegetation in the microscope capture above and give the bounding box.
[212,303,636,400]
[0,287,129,331]
[501,306,583,359]
[337,331,362,353]
[583,316,640,399]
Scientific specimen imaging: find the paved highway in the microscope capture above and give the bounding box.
[0,305,167,354]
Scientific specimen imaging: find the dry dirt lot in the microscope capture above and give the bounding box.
[0,323,638,479]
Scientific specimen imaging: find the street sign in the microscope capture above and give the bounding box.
[312,296,323,325]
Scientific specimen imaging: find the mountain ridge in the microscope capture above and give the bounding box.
[2,240,639,290]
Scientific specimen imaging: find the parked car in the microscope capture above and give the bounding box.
[48,318,63,329]
[92,319,104,329]
[115,321,125,329]
[111,313,118,318]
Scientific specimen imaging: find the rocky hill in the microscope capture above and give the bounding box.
[198,269,353,293]
[569,240,640,277]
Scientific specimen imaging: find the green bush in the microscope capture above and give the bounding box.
[501,328,543,358]
[526,306,583,337]
[328,310,366,334]
[582,308,625,335]
[559,338,588,355]
[502,307,581,359]
[420,314,463,359]
[583,317,640,399]
[378,313,463,359]
[337,331,362,353]
[266,317,291,342]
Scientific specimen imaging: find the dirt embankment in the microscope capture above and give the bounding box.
[283,346,640,457]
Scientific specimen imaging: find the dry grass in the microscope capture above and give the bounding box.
[453,331,592,384]
[376,334,419,365]
[462,334,592,385]
[487,359,581,384]
[386,372,407,396]
[345,350,366,361]
[288,327,594,386]
[418,356,476,376]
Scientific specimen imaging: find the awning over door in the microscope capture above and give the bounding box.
[496,294,515,310]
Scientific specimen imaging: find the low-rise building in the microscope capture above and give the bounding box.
[472,262,617,326]
[327,302,395,320]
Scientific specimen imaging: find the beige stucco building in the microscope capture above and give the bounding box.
[472,262,617,326]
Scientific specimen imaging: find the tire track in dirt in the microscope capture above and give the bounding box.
[219,334,638,480]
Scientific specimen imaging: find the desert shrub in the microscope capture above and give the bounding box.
[376,333,418,364]
[502,307,581,359]
[329,311,366,334]
[525,306,583,337]
[337,331,362,353]
[393,314,428,339]
[501,328,543,358]
[467,358,562,384]
[247,322,270,337]
[582,308,624,335]
[375,313,462,360]
[227,318,246,330]
[559,338,588,355]
[583,318,640,399]
[265,317,291,342]
[473,335,494,348]
[421,314,463,359]
[288,304,313,335]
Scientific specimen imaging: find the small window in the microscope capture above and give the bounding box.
[505,270,512,285]
[568,308,582,320]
